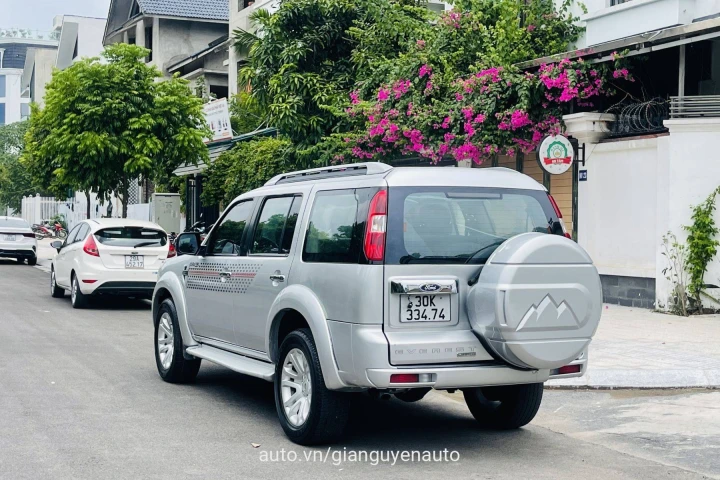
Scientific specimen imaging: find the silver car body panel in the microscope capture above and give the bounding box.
[153,164,598,390]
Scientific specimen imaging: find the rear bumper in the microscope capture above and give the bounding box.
[327,321,552,390]
[92,281,156,297]
[0,246,36,258]
[76,264,158,296]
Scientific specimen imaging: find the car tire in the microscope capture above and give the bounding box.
[463,383,543,429]
[27,257,37,266]
[274,328,350,445]
[155,298,201,384]
[50,268,64,298]
[70,274,89,309]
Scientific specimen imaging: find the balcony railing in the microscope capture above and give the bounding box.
[0,28,59,41]
[670,96,720,119]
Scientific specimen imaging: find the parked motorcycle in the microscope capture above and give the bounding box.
[52,222,68,239]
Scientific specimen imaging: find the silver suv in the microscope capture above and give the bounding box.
[153,163,601,445]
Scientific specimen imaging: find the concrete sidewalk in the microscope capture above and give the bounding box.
[548,304,720,389]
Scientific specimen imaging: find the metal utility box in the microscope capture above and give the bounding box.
[150,193,182,234]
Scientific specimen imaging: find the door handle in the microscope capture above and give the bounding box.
[269,274,285,283]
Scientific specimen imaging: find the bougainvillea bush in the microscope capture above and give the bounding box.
[334,0,632,164]
[345,57,631,164]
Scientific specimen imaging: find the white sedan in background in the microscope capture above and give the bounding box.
[50,218,175,308]
[0,216,38,265]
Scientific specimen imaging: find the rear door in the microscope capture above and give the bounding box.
[185,199,255,344]
[383,186,564,366]
[233,194,303,352]
[94,226,169,271]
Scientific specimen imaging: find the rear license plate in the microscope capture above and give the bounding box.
[3,235,16,241]
[125,255,144,269]
[400,294,450,322]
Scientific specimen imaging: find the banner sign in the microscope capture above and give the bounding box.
[537,134,575,175]
[203,98,232,143]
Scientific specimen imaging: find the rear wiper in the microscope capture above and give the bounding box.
[133,241,158,248]
[468,266,484,287]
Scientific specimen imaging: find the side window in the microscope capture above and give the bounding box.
[251,196,301,255]
[65,225,81,246]
[208,200,254,256]
[74,224,90,244]
[303,189,364,263]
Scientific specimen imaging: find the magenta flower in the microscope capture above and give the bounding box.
[455,93,464,101]
[510,110,532,130]
[473,113,486,124]
[527,24,536,32]
[377,88,390,101]
[416,39,426,49]
[419,64,432,77]
[441,116,451,129]
[349,90,360,105]
[461,107,474,122]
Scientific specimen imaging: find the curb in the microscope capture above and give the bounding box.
[547,369,720,390]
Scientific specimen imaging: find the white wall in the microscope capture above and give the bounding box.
[577,137,658,278]
[656,119,720,308]
[0,69,26,124]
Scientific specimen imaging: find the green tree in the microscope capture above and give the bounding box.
[0,122,37,211]
[23,43,210,217]
[201,136,292,205]
[234,0,431,150]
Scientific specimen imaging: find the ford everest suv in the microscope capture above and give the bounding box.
[153,163,601,445]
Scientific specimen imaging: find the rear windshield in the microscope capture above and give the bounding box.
[0,218,29,228]
[94,227,167,248]
[386,187,562,265]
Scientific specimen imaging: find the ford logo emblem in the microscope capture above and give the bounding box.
[420,283,441,292]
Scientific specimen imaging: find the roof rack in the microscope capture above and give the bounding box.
[264,162,393,186]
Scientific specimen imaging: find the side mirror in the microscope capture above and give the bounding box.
[175,232,201,256]
[50,240,63,252]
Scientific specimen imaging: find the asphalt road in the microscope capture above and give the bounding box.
[0,262,716,479]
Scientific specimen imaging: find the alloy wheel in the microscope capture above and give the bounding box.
[71,279,77,304]
[281,348,312,427]
[157,313,175,370]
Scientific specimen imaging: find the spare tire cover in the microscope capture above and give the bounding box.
[466,233,602,370]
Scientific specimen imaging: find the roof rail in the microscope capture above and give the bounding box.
[264,162,393,186]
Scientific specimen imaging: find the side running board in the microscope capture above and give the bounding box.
[186,345,275,382]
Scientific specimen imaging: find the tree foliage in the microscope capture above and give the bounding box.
[201,136,292,206]
[0,122,37,211]
[234,0,431,149]
[684,187,720,310]
[23,43,210,217]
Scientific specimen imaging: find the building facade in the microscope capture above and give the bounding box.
[103,0,229,93]
[0,36,57,125]
[504,0,720,310]
[54,15,107,71]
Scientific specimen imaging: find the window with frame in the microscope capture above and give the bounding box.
[0,76,5,98]
[74,224,90,243]
[251,196,302,255]
[208,200,254,255]
[64,224,81,246]
[303,189,367,263]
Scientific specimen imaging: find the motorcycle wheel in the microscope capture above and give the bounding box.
[58,230,67,239]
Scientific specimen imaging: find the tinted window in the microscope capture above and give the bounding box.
[0,76,5,97]
[0,218,29,228]
[303,189,369,263]
[73,224,90,244]
[209,200,254,255]
[251,196,301,255]
[0,103,5,126]
[95,227,167,247]
[65,224,81,245]
[386,187,561,265]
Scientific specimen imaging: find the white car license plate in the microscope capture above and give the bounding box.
[3,234,16,241]
[125,255,144,269]
[400,294,450,322]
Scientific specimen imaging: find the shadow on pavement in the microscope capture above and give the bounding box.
[190,366,533,450]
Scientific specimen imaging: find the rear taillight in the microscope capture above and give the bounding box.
[167,242,176,258]
[364,189,387,262]
[83,235,100,257]
[548,194,572,239]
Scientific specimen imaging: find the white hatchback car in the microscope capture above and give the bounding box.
[0,216,38,265]
[50,218,174,308]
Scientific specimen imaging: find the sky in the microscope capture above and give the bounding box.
[2,0,111,32]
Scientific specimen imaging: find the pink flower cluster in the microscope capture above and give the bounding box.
[349,90,360,105]
[441,11,463,28]
[392,79,411,99]
[419,64,432,77]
